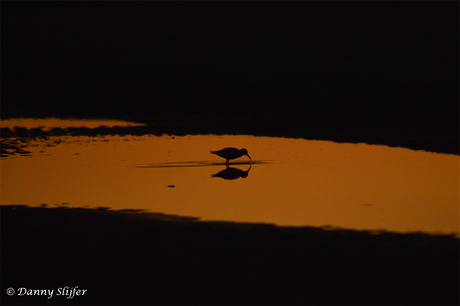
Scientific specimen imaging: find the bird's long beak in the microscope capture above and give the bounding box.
[247,154,251,160]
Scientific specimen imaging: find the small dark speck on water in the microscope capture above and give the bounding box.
[364,203,373,206]
[168,185,175,188]
[75,153,80,155]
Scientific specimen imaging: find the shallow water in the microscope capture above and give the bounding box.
[1,119,458,235]
[0,117,145,130]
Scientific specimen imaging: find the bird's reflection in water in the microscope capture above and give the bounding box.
[212,165,251,180]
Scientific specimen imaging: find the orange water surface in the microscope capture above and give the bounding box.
[1,120,458,235]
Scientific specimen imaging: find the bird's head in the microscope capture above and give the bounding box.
[241,148,251,160]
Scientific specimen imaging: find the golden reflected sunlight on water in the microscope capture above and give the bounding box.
[1,126,458,235]
[1,118,145,130]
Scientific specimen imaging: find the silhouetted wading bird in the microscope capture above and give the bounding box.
[210,148,251,165]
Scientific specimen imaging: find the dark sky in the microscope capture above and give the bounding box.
[2,1,458,127]
[4,2,456,76]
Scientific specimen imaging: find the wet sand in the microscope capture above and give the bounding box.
[2,205,458,305]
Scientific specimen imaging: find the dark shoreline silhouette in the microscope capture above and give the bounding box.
[2,205,458,305]
[1,118,458,156]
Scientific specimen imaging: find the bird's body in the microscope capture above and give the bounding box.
[211,147,251,164]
